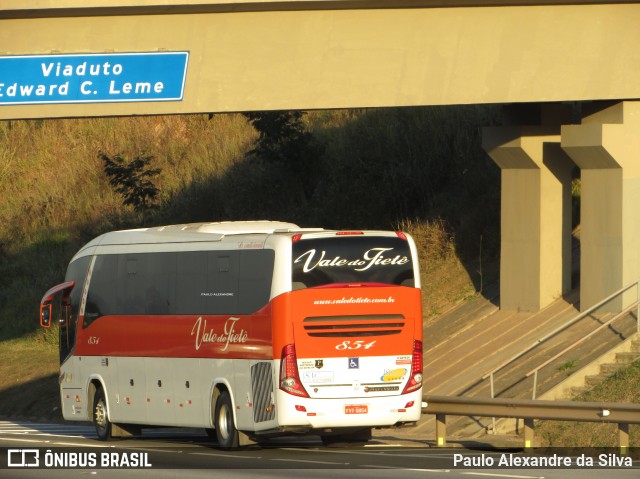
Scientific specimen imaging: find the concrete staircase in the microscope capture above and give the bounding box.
[483,334,640,436]
[566,337,640,397]
[414,289,640,439]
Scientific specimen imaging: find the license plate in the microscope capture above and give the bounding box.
[345,405,368,414]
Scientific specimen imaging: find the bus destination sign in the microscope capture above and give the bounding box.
[0,52,189,105]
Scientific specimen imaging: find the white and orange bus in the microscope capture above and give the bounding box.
[40,221,423,448]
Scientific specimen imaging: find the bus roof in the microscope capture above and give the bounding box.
[70,221,417,265]
[82,221,322,247]
[84,222,415,247]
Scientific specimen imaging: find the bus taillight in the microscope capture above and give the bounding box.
[279,344,309,398]
[402,339,423,394]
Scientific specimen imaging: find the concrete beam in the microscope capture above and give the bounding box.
[3,3,640,118]
[3,1,639,18]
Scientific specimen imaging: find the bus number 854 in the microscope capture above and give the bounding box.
[335,340,376,350]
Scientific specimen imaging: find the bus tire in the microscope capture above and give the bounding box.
[214,391,239,449]
[93,387,112,441]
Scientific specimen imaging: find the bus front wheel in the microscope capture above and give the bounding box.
[93,387,112,441]
[214,391,239,449]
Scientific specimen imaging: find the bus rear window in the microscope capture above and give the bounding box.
[292,236,414,289]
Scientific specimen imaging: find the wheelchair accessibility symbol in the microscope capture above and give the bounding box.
[348,358,359,369]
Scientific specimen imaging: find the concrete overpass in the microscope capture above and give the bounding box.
[2,0,640,312]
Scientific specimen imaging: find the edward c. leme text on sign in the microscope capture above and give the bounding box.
[0,52,189,105]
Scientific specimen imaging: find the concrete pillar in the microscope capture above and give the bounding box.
[483,106,574,311]
[561,101,640,311]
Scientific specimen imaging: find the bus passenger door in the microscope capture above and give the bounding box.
[40,281,76,363]
[40,281,83,419]
[58,300,83,418]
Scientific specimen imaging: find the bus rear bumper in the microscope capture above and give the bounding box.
[275,389,422,429]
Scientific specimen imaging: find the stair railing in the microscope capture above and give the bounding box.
[482,280,640,401]
[525,301,638,399]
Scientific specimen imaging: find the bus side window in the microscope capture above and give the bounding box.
[207,252,238,313]
[218,256,230,272]
[238,250,274,314]
[84,255,117,328]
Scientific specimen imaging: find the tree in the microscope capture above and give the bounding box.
[243,111,324,201]
[99,151,161,224]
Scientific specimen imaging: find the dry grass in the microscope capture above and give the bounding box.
[0,335,60,421]
[536,361,640,447]
[0,336,58,389]
[0,115,257,252]
[397,218,479,319]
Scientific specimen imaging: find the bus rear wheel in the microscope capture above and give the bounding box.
[214,391,239,449]
[93,387,112,441]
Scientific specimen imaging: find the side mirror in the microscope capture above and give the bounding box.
[40,280,75,329]
[40,303,52,328]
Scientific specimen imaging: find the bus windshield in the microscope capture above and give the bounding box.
[292,234,415,289]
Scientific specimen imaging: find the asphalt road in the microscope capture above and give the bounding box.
[0,421,638,479]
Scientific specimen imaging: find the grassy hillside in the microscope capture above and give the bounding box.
[536,360,640,447]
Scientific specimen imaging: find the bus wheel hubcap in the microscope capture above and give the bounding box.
[219,404,229,439]
[96,401,106,429]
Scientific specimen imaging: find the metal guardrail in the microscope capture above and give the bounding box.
[422,394,640,452]
[482,280,640,400]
